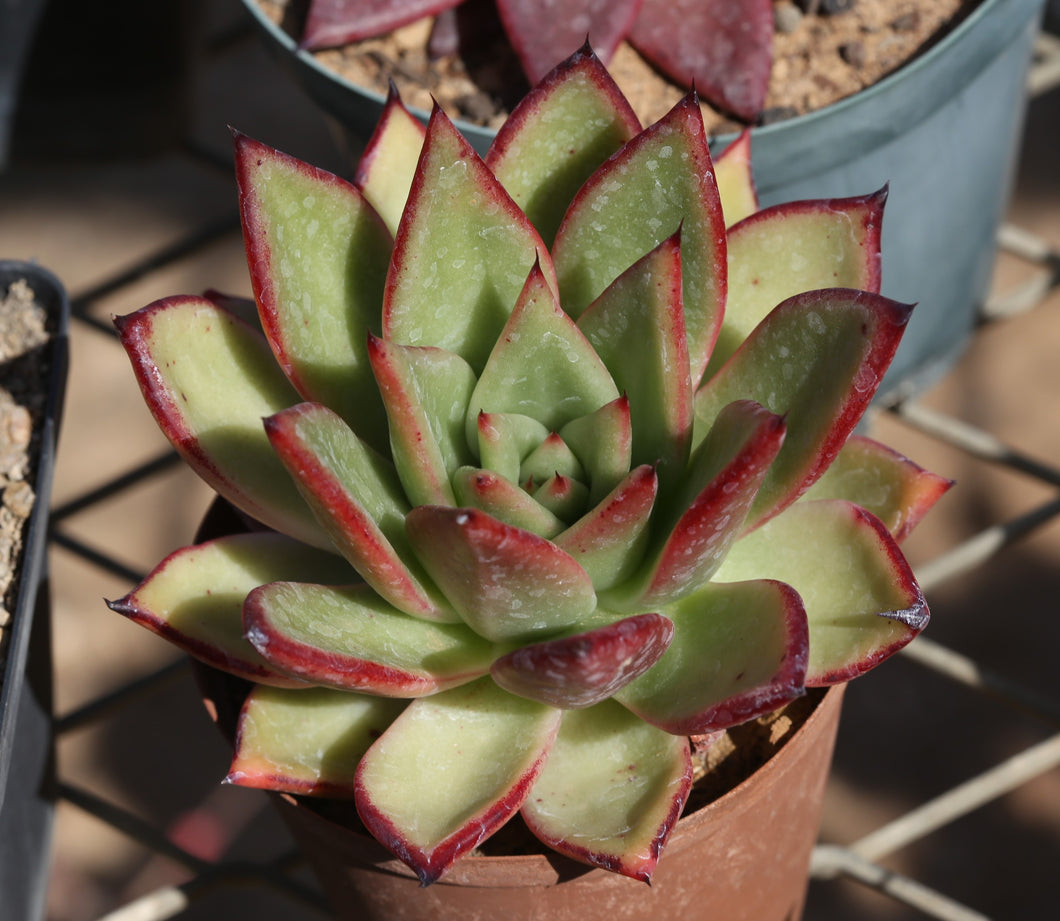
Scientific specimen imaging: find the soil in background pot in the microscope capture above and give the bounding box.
[254,0,985,137]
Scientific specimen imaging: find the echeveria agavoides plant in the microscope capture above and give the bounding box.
[299,0,775,120]
[110,47,950,885]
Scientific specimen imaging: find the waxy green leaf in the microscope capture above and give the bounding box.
[354,84,427,236]
[451,466,565,537]
[355,678,561,884]
[383,105,554,371]
[236,132,393,452]
[694,289,912,529]
[107,533,352,686]
[244,581,495,695]
[487,44,641,246]
[521,699,691,881]
[553,93,727,384]
[709,190,886,375]
[475,411,550,482]
[228,685,406,796]
[715,499,928,684]
[800,434,953,542]
[712,128,758,227]
[578,233,692,478]
[406,506,597,642]
[264,403,453,621]
[115,297,328,548]
[616,578,808,732]
[558,395,633,505]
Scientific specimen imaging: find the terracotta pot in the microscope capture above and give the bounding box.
[192,499,845,920]
[272,686,844,921]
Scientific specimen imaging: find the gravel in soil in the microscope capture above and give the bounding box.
[257,0,982,138]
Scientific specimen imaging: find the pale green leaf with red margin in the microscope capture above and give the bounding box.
[486,44,641,246]
[712,128,758,227]
[355,678,562,885]
[694,289,912,530]
[405,506,597,642]
[368,335,477,507]
[800,434,953,541]
[244,581,494,695]
[236,132,393,452]
[384,106,554,372]
[709,189,886,376]
[715,499,928,684]
[354,84,427,236]
[451,467,565,538]
[553,93,727,384]
[521,699,691,881]
[558,396,633,506]
[475,411,550,483]
[578,233,692,479]
[107,533,352,686]
[227,685,406,796]
[114,297,328,548]
[264,402,454,621]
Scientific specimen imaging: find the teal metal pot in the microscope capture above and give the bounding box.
[241,0,1045,398]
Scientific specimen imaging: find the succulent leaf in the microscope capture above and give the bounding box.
[694,289,912,529]
[553,93,726,384]
[355,677,562,884]
[367,335,477,507]
[709,189,886,374]
[301,0,464,49]
[383,105,554,371]
[608,400,785,610]
[486,44,641,247]
[553,464,658,590]
[354,83,428,237]
[244,580,495,694]
[107,533,352,686]
[451,466,565,537]
[236,132,394,452]
[114,297,329,549]
[491,613,674,709]
[578,232,692,479]
[558,395,633,505]
[264,402,453,620]
[712,129,758,228]
[801,435,953,541]
[405,506,597,641]
[615,579,808,733]
[475,410,550,480]
[629,0,773,121]
[494,0,643,99]
[715,499,928,684]
[228,685,407,796]
[521,699,691,881]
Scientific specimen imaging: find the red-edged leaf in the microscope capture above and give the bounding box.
[578,232,692,478]
[235,132,393,452]
[107,533,353,687]
[451,466,565,537]
[521,700,691,881]
[301,0,464,49]
[114,297,328,548]
[801,434,953,542]
[616,579,808,733]
[405,506,597,641]
[475,410,550,482]
[227,686,406,797]
[264,403,453,620]
[355,678,561,884]
[553,93,727,385]
[713,128,758,227]
[694,289,913,529]
[487,43,641,246]
[383,105,554,371]
[558,395,633,505]
[710,188,887,375]
[354,83,428,237]
[629,0,773,121]
[554,464,658,590]
[244,581,495,695]
[716,499,929,684]
[607,400,785,609]
[491,613,673,708]
[495,0,644,87]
